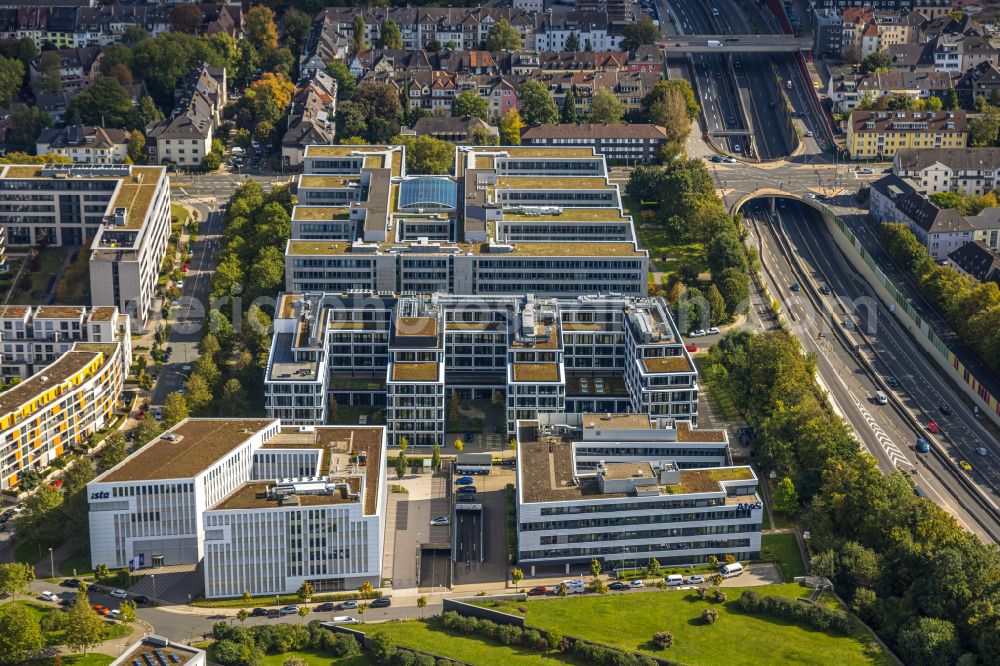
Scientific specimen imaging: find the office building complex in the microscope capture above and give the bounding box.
[515,414,761,573]
[0,164,171,330]
[0,341,124,490]
[266,292,699,446]
[285,144,648,298]
[0,305,131,380]
[88,419,387,598]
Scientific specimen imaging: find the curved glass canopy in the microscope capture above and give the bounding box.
[398,177,457,211]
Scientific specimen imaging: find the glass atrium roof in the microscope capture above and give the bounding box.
[398,177,457,211]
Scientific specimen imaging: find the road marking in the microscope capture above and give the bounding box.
[848,389,912,469]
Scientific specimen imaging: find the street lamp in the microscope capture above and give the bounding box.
[151,574,157,604]
[48,547,54,581]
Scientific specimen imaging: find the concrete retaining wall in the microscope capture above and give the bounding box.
[444,596,527,626]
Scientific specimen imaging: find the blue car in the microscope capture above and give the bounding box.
[455,476,474,485]
[915,437,930,453]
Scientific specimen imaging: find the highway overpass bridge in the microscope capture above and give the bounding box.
[658,35,813,53]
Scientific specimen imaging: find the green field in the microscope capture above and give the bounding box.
[261,651,371,666]
[484,584,889,666]
[20,602,132,646]
[59,549,96,578]
[761,533,807,582]
[32,654,115,665]
[10,250,64,302]
[693,357,741,422]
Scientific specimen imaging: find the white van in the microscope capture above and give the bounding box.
[875,391,888,405]
[665,574,684,586]
[560,579,585,594]
[720,562,744,578]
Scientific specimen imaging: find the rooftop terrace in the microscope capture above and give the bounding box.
[642,356,693,374]
[299,175,361,189]
[292,206,352,221]
[0,349,106,417]
[512,363,560,383]
[392,362,440,382]
[502,208,628,222]
[211,478,362,510]
[497,177,610,191]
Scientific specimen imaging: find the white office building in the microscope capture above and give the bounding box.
[515,415,761,573]
[88,418,387,598]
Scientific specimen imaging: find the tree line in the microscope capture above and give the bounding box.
[880,222,1000,373]
[707,329,1000,664]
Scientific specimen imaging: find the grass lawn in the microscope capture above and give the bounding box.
[15,539,45,565]
[357,620,570,666]
[59,549,95,578]
[761,533,807,582]
[503,583,890,666]
[10,250,65,302]
[693,357,742,422]
[20,602,133,647]
[637,225,707,276]
[761,505,772,531]
[261,650,371,666]
[32,655,115,665]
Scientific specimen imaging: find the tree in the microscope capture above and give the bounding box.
[134,417,163,445]
[6,106,51,153]
[0,56,24,106]
[352,14,366,54]
[126,129,146,164]
[860,50,891,74]
[652,631,674,649]
[169,4,203,34]
[380,19,403,50]
[589,577,608,594]
[298,606,310,620]
[564,32,580,51]
[17,484,64,547]
[327,60,356,100]
[453,89,490,121]
[772,476,799,514]
[453,438,464,453]
[644,80,700,121]
[519,82,559,126]
[896,617,960,666]
[117,600,136,623]
[60,459,95,542]
[717,267,750,318]
[394,450,408,479]
[967,107,1000,147]
[0,562,35,599]
[943,88,959,110]
[417,596,427,616]
[702,608,719,624]
[590,88,625,124]
[561,88,578,124]
[246,72,295,125]
[395,135,454,174]
[370,631,397,665]
[499,108,524,145]
[511,568,523,591]
[245,6,279,51]
[33,51,62,95]
[648,88,692,145]
[621,15,660,52]
[486,19,522,51]
[281,9,312,55]
[66,76,133,128]
[706,284,727,326]
[0,603,44,664]
[98,433,128,472]
[352,82,403,123]
[161,391,189,428]
[236,608,250,625]
[590,558,601,578]
[206,32,237,68]
[297,581,313,603]
[64,592,106,654]
[284,658,309,666]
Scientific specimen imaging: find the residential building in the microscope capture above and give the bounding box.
[146,64,226,167]
[0,341,123,490]
[285,145,648,297]
[869,173,920,223]
[265,292,699,444]
[0,163,171,330]
[894,191,975,259]
[812,9,843,58]
[521,124,668,164]
[0,305,131,380]
[893,147,1000,194]
[88,419,387,598]
[28,46,101,94]
[826,69,953,113]
[515,414,760,573]
[947,240,1000,285]
[846,110,967,160]
[932,34,998,74]
[411,116,498,144]
[282,70,337,169]
[111,636,205,666]
[534,10,623,52]
[956,62,1000,107]
[36,125,130,164]
[811,0,950,12]
[838,8,923,59]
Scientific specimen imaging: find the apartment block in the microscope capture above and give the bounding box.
[846,110,967,159]
[36,125,130,164]
[88,419,387,598]
[0,341,123,489]
[0,164,171,330]
[265,292,699,445]
[515,416,761,572]
[893,147,1000,195]
[285,145,647,297]
[0,305,131,380]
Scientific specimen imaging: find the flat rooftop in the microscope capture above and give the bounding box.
[392,362,439,382]
[502,208,627,222]
[299,175,361,189]
[292,206,352,221]
[211,478,362,510]
[98,419,274,482]
[642,356,693,374]
[305,145,390,157]
[286,239,644,258]
[497,177,610,190]
[677,421,726,442]
[116,637,202,666]
[0,350,104,417]
[32,306,85,319]
[582,413,652,430]
[512,363,560,383]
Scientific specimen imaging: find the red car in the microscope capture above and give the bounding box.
[92,604,110,616]
[685,344,698,352]
[136,411,145,420]
[528,586,548,596]
[49,479,62,488]
[928,421,941,434]
[181,263,189,272]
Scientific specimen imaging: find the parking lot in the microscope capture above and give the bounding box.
[452,466,513,588]
[383,472,451,592]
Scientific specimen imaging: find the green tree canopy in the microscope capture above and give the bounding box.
[589,88,625,124]
[0,602,44,664]
[621,15,660,52]
[453,89,490,121]
[379,19,403,50]
[394,135,455,174]
[518,81,559,126]
[485,19,522,51]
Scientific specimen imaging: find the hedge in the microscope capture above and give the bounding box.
[738,590,850,634]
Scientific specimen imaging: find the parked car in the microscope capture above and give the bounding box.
[267,609,280,618]
[330,616,357,624]
[528,586,548,596]
[686,575,705,584]
[609,582,629,591]
[314,602,335,613]
[133,595,150,605]
[110,588,127,599]
[251,608,268,617]
[370,597,391,608]
[279,605,300,616]
[92,604,110,616]
[975,447,988,457]
[339,600,359,610]
[153,407,163,421]
[430,515,450,526]
[455,476,474,486]
[61,579,81,588]
[685,344,698,353]
[629,580,644,588]
[59,597,74,607]
[688,329,706,337]
[706,327,720,335]
[39,591,59,602]
[858,167,874,175]
[456,486,477,494]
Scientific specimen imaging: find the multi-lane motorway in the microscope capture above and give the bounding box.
[743,199,1000,542]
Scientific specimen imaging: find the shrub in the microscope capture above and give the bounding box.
[697,587,709,600]
[702,608,719,624]
[714,589,728,603]
[653,631,674,649]
[739,591,849,634]
[391,650,415,666]
[496,623,522,645]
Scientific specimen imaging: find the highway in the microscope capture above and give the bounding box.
[743,199,1000,543]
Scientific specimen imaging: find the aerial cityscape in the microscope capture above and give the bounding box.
[0,0,999,664]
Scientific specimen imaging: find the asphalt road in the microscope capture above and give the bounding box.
[744,200,1000,542]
